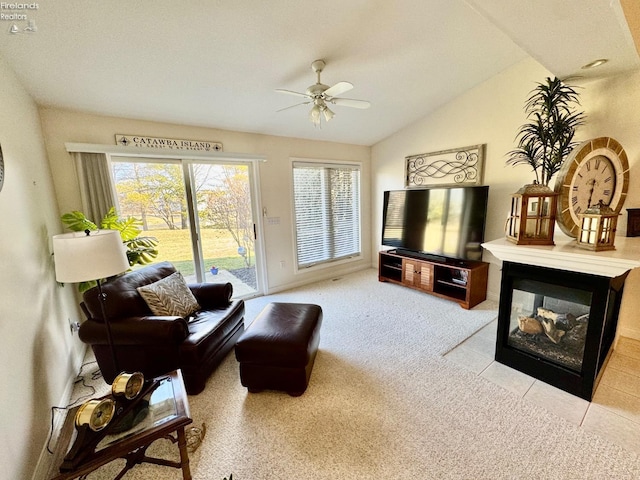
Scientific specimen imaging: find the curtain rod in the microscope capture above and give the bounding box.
[65,142,267,162]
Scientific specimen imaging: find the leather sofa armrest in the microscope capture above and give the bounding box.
[79,315,189,346]
[189,282,233,309]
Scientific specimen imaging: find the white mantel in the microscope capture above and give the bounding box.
[482,236,640,278]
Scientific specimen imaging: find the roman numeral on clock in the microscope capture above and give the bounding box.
[572,196,578,206]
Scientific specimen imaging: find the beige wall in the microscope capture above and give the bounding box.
[0,57,84,479]
[580,71,640,340]
[38,108,372,295]
[372,58,553,300]
[372,56,640,338]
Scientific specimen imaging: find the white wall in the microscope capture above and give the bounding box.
[0,57,85,479]
[38,108,372,295]
[371,56,640,338]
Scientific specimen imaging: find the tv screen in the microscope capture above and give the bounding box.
[381,185,489,262]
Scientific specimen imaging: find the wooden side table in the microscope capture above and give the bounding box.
[48,370,193,480]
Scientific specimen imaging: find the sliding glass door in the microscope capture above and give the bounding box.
[111,157,261,298]
[190,162,258,296]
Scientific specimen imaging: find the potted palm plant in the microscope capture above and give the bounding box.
[504,77,585,245]
[506,76,585,186]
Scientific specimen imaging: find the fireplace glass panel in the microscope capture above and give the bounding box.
[507,279,592,372]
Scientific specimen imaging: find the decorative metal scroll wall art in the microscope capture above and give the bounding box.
[405,144,485,187]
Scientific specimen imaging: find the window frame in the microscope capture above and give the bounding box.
[291,158,363,272]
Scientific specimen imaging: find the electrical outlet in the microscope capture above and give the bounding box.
[279,260,285,269]
[69,320,81,334]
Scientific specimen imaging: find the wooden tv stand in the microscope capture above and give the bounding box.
[378,250,489,309]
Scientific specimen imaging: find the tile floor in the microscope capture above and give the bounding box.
[445,319,640,454]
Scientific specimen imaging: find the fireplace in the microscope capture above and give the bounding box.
[495,261,627,400]
[484,237,640,400]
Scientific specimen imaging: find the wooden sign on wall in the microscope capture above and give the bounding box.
[115,134,223,152]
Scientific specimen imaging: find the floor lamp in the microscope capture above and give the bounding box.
[53,229,130,377]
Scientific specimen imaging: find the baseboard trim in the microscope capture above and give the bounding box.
[32,346,88,480]
[265,264,371,295]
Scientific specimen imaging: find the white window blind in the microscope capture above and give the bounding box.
[293,162,361,268]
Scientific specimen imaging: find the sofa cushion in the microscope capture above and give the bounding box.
[137,271,201,317]
[179,299,245,365]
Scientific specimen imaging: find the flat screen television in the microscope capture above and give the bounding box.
[381,185,489,262]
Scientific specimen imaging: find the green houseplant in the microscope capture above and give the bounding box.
[506,77,585,186]
[61,207,159,291]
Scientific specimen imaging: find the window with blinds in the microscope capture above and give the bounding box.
[292,161,361,268]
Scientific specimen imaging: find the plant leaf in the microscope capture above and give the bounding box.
[61,211,98,232]
[506,76,585,185]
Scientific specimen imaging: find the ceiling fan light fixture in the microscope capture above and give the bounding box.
[309,104,321,126]
[322,105,335,122]
[277,59,370,127]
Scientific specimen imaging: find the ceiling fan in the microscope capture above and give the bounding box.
[276,59,371,126]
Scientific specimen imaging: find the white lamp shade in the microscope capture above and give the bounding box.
[52,230,130,283]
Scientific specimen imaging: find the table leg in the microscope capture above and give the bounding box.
[176,426,192,480]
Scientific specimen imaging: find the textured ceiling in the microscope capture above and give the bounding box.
[0,0,637,146]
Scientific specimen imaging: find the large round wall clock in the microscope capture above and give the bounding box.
[554,137,629,238]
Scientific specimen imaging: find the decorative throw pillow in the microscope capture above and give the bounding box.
[137,271,201,317]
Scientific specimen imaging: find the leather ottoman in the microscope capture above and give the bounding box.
[235,302,322,396]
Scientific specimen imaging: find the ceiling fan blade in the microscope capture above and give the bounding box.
[277,101,310,112]
[323,81,353,98]
[330,97,371,109]
[275,88,310,98]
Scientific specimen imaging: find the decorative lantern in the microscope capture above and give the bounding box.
[576,201,619,251]
[505,183,558,246]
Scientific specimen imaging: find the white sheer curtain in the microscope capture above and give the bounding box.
[73,152,117,222]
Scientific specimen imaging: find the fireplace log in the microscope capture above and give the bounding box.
[537,307,559,321]
[537,307,576,330]
[540,317,566,344]
[518,315,543,334]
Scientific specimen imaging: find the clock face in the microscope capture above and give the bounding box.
[112,371,145,400]
[75,398,116,432]
[555,137,629,238]
[126,374,144,398]
[569,155,616,217]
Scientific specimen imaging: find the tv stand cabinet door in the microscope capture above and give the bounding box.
[402,259,433,292]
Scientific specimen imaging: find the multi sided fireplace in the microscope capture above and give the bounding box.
[483,237,640,401]
[496,261,627,400]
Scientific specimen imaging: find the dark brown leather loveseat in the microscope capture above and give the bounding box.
[79,261,245,395]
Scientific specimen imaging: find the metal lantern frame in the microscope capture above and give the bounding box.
[505,183,558,246]
[576,201,619,251]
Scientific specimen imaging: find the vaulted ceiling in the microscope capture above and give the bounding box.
[0,0,638,146]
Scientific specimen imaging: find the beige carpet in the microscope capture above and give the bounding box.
[67,268,640,479]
